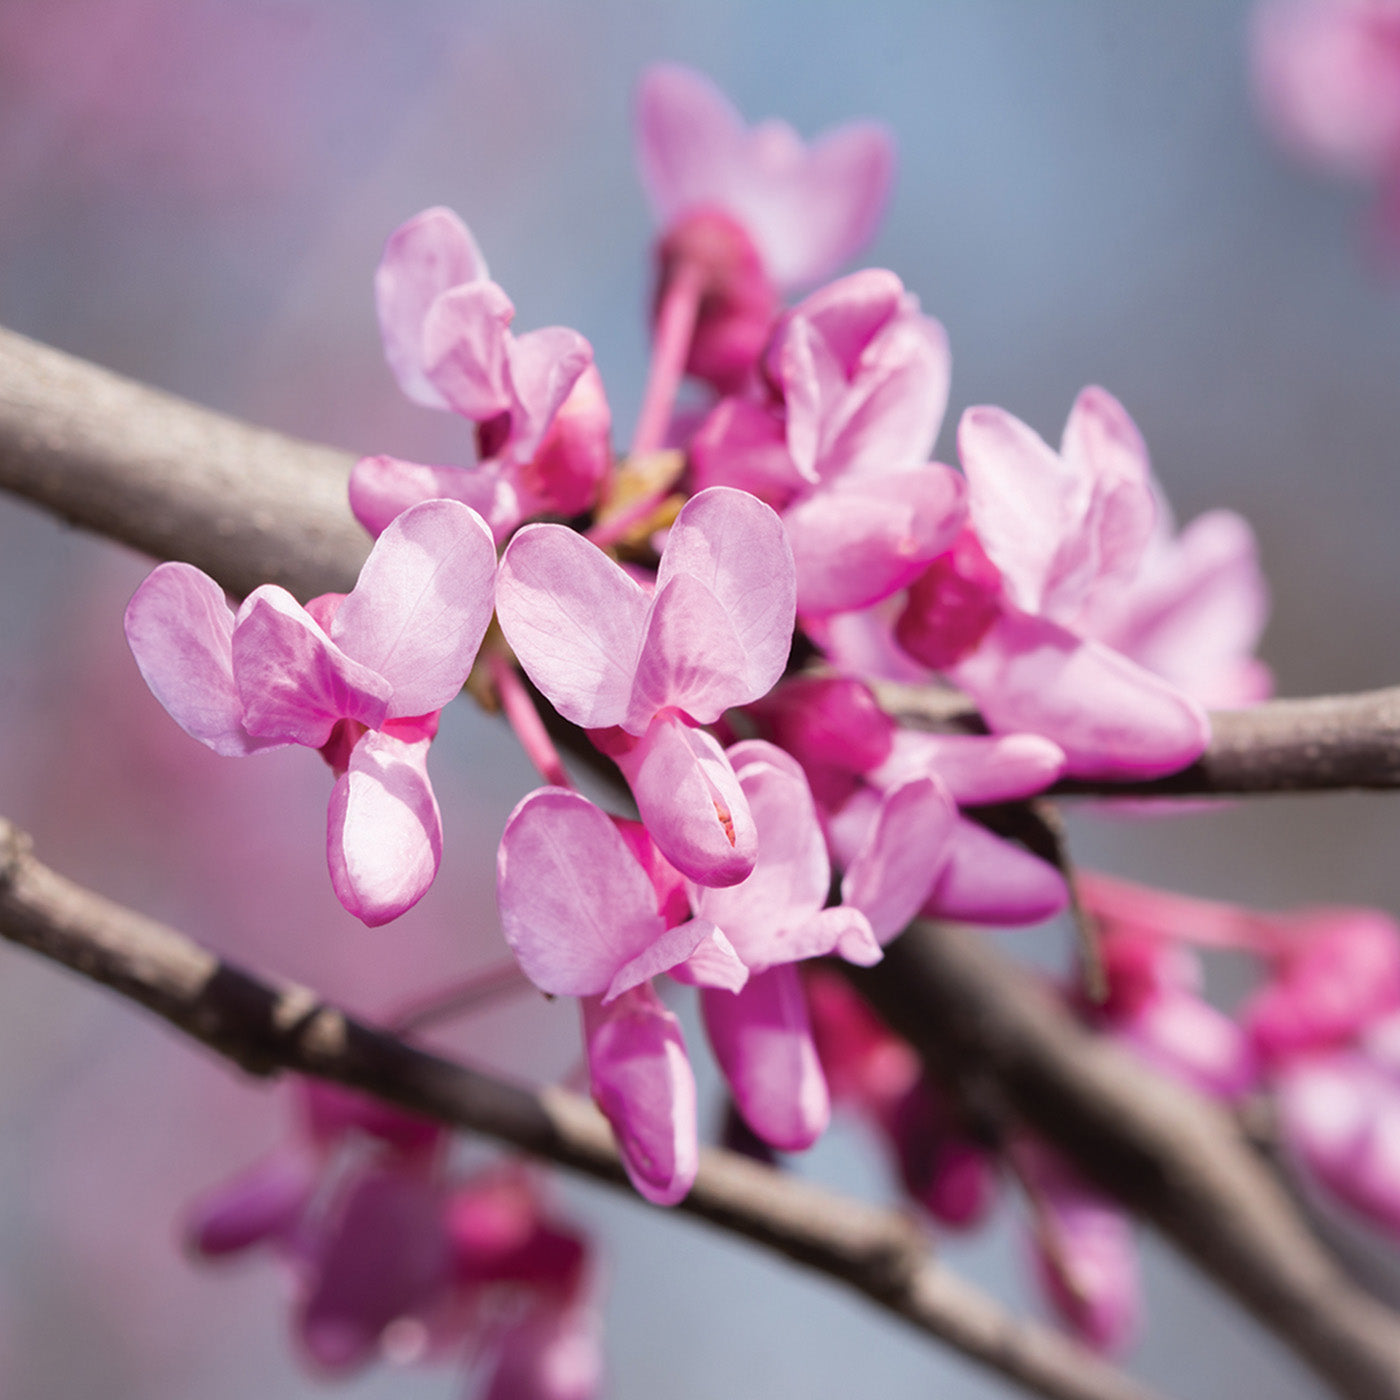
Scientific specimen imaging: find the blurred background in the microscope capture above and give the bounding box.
[1,1,1398,1396]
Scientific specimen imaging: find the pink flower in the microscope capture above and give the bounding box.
[635,63,894,390]
[496,486,795,886]
[690,269,965,616]
[351,206,611,542]
[944,387,1212,778]
[124,499,497,924]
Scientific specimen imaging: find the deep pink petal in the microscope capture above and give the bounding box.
[297,1170,453,1373]
[331,499,496,717]
[375,207,489,409]
[605,918,747,1002]
[232,586,391,746]
[614,714,757,887]
[627,574,750,728]
[124,562,280,757]
[688,397,806,508]
[842,777,958,943]
[481,1293,605,1400]
[497,525,651,730]
[785,464,966,616]
[702,967,830,1152]
[421,279,516,421]
[348,454,521,543]
[497,787,669,997]
[185,1148,318,1257]
[501,325,594,467]
[635,63,746,224]
[872,730,1066,806]
[653,487,796,706]
[583,987,698,1206]
[953,611,1209,780]
[327,730,442,926]
[924,818,1070,926]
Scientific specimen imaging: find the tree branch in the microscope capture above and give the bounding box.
[846,924,1400,1400]
[0,817,1159,1400]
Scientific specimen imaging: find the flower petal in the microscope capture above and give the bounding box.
[872,730,1066,806]
[124,561,279,757]
[327,729,442,926]
[615,715,757,887]
[653,486,796,705]
[496,524,651,730]
[331,499,496,718]
[376,207,490,410]
[702,967,830,1152]
[501,325,594,467]
[583,987,698,1206]
[348,454,520,543]
[604,918,747,1002]
[497,787,667,997]
[954,611,1210,780]
[924,818,1069,926]
[232,586,391,746]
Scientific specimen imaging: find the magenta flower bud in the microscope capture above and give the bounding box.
[895,528,1003,671]
[888,1080,998,1228]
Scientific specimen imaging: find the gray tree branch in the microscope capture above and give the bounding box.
[0,816,1158,1400]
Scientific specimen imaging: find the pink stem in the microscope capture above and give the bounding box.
[1076,870,1284,954]
[490,651,571,789]
[629,256,705,460]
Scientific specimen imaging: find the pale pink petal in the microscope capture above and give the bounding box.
[627,573,750,728]
[605,918,747,1002]
[331,500,496,718]
[1115,992,1258,1101]
[232,586,391,746]
[124,562,280,757]
[763,904,883,968]
[959,405,1082,615]
[843,777,958,943]
[653,487,796,705]
[872,730,1066,806]
[501,325,594,467]
[497,787,666,997]
[583,987,698,1206]
[376,207,489,409]
[758,121,896,287]
[1056,388,1156,611]
[925,818,1070,926]
[327,730,442,926]
[775,268,906,387]
[348,454,521,543]
[785,465,967,616]
[635,63,747,224]
[496,525,651,730]
[702,967,830,1152]
[688,397,806,507]
[421,279,516,421]
[297,1170,453,1373]
[614,715,757,887]
[953,611,1209,780]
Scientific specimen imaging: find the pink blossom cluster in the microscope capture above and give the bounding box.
[121,62,1276,1369]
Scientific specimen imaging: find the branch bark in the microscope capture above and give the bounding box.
[846,924,1400,1400]
[0,816,1158,1400]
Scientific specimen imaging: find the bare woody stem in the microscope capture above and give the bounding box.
[845,924,1400,1400]
[0,817,1158,1400]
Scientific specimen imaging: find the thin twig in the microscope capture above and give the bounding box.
[0,817,1161,1400]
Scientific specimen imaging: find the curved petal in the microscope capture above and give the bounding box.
[702,967,830,1152]
[497,787,669,997]
[953,611,1210,780]
[583,987,698,1206]
[327,730,442,926]
[124,562,279,757]
[924,818,1069,926]
[688,397,806,507]
[331,500,496,717]
[421,279,516,421]
[605,918,747,1002]
[615,714,757,887]
[232,586,390,746]
[872,730,1066,806]
[185,1148,318,1257]
[654,487,796,705]
[786,465,967,616]
[375,207,489,409]
[348,454,521,543]
[496,524,651,731]
[501,325,594,467]
[842,776,957,943]
[635,63,746,223]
